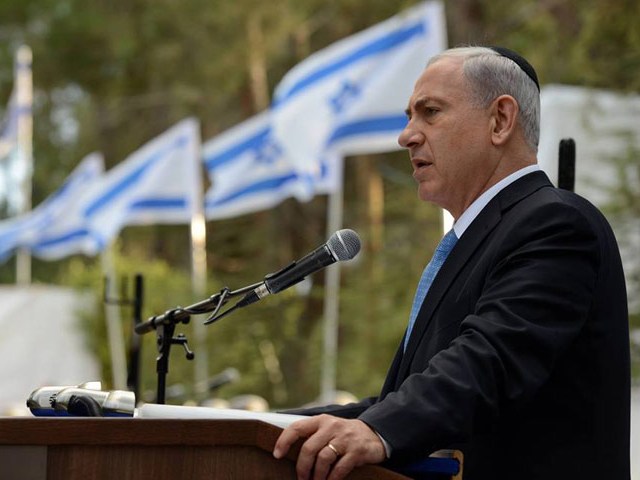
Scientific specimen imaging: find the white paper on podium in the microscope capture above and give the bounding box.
[136,403,307,429]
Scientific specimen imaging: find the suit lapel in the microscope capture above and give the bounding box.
[395,171,552,384]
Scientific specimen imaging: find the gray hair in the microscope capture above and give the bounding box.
[428,46,540,152]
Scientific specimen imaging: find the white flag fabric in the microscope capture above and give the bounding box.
[270,1,446,196]
[204,1,446,219]
[0,152,104,261]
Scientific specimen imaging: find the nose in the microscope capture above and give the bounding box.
[397,121,423,149]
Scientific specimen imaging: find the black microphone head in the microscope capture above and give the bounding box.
[327,229,361,261]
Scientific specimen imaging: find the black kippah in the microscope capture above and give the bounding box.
[489,46,540,91]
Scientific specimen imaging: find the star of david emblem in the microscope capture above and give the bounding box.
[329,80,361,114]
[253,135,283,166]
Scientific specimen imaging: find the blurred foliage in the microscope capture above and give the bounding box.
[0,0,639,405]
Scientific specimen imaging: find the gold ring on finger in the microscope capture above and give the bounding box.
[326,442,342,458]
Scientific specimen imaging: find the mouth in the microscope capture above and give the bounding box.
[412,159,433,176]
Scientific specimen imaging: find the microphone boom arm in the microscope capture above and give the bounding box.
[134,282,263,335]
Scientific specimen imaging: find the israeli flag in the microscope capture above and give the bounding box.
[83,117,202,251]
[203,112,340,219]
[29,118,201,258]
[0,153,104,261]
[271,1,446,195]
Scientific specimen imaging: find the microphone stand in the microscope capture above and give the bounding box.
[155,315,193,404]
[135,282,262,404]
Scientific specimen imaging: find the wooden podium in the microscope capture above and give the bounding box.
[0,417,410,479]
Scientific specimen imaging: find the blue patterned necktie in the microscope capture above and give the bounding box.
[404,229,458,351]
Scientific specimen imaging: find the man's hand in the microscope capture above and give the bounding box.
[272,414,386,480]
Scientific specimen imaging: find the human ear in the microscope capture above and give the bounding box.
[490,95,519,146]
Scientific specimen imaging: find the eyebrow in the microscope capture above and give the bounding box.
[404,97,439,117]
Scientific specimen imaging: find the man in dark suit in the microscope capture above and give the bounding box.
[273,46,631,480]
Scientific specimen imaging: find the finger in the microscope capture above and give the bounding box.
[327,455,357,480]
[273,418,318,459]
[273,429,300,459]
[295,433,336,479]
[312,445,341,480]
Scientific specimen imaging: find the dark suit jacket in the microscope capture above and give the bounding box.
[292,171,631,480]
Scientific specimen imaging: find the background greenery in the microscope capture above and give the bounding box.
[0,0,638,407]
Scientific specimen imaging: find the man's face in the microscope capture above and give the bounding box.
[398,57,496,218]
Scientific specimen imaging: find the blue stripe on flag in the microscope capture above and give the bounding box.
[327,114,408,145]
[204,127,270,171]
[83,135,188,219]
[273,21,426,107]
[130,198,188,210]
[31,228,92,249]
[206,173,298,207]
[32,228,109,254]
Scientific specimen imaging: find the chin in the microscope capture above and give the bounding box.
[418,189,446,211]
[417,187,434,203]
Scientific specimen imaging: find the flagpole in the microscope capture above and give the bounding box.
[320,156,345,403]
[101,247,128,390]
[190,124,209,398]
[15,45,33,285]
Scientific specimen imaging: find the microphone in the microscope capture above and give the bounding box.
[27,381,103,417]
[51,387,136,417]
[237,229,361,307]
